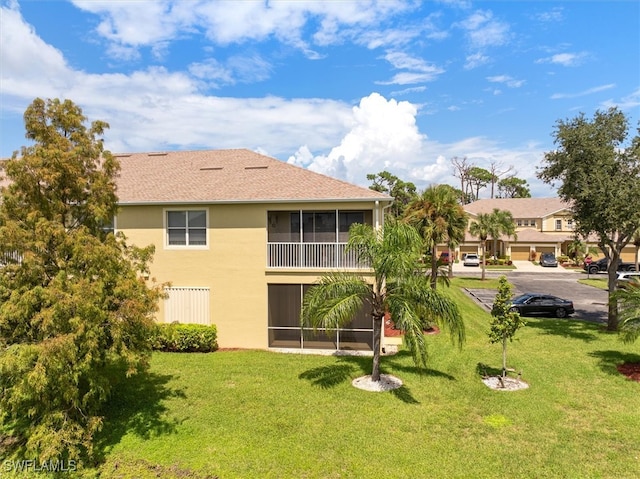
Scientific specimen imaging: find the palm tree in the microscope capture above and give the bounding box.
[301,219,465,383]
[613,281,640,343]
[468,212,491,280]
[403,185,467,289]
[487,208,517,261]
[566,233,599,266]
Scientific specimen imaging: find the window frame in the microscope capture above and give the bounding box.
[164,208,209,249]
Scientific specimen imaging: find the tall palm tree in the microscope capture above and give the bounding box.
[487,208,517,260]
[468,212,492,280]
[403,185,467,289]
[301,219,465,383]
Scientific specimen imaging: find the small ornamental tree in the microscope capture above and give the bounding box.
[0,98,163,463]
[489,276,526,378]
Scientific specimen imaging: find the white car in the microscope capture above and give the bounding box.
[464,253,480,267]
[616,271,640,289]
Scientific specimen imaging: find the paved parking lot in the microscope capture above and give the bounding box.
[457,264,608,323]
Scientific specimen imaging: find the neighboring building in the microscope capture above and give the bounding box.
[113,149,393,352]
[458,198,635,262]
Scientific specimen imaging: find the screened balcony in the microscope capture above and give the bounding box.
[267,210,372,269]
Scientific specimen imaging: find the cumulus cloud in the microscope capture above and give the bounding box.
[288,93,426,184]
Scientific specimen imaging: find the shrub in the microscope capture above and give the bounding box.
[152,323,218,352]
[558,255,570,263]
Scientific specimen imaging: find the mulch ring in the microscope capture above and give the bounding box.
[617,362,640,382]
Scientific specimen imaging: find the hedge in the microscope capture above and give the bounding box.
[151,323,218,352]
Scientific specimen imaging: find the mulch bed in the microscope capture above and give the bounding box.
[617,362,640,382]
[384,313,440,337]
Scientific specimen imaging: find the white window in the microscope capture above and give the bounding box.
[167,210,207,246]
[555,219,562,231]
[164,287,210,325]
[517,219,522,227]
[567,219,573,230]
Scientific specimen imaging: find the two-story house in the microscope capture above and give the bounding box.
[459,197,635,262]
[114,149,393,352]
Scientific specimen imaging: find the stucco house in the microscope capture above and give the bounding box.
[113,149,393,352]
[457,197,635,262]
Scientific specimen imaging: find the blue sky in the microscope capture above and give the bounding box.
[1,0,638,197]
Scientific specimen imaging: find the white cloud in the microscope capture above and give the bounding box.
[535,52,588,67]
[486,75,525,88]
[600,88,640,110]
[289,93,426,184]
[550,84,616,100]
[533,7,564,23]
[71,0,415,59]
[0,1,558,198]
[464,52,490,70]
[459,10,511,49]
[72,0,196,47]
[286,93,555,197]
[0,2,73,108]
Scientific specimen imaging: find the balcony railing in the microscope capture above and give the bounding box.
[267,242,368,269]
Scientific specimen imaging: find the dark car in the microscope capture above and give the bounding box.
[540,252,558,267]
[507,293,574,318]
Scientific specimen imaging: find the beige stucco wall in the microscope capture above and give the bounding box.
[116,201,383,349]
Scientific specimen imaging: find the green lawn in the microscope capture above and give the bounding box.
[92,278,640,478]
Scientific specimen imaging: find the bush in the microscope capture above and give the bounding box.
[558,255,570,263]
[152,323,218,352]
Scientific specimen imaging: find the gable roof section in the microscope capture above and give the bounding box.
[114,149,392,204]
[464,198,572,218]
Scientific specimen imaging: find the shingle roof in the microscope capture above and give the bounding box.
[113,149,392,204]
[464,197,572,218]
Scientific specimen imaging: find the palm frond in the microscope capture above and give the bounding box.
[393,276,465,347]
[614,283,640,344]
[386,295,429,368]
[301,272,371,332]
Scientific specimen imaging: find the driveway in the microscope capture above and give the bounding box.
[456,264,608,323]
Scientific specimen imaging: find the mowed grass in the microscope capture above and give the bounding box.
[94,278,640,479]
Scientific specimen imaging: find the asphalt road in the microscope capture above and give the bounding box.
[464,271,609,323]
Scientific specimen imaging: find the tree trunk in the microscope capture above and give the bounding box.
[371,315,383,382]
[502,337,507,378]
[607,262,619,331]
[481,242,486,281]
[430,243,438,290]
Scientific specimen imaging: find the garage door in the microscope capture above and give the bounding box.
[460,246,478,255]
[510,246,530,260]
[536,247,555,254]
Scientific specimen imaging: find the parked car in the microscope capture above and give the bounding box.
[439,251,450,263]
[506,293,575,318]
[540,253,558,267]
[616,271,640,289]
[463,253,480,267]
[583,257,636,275]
